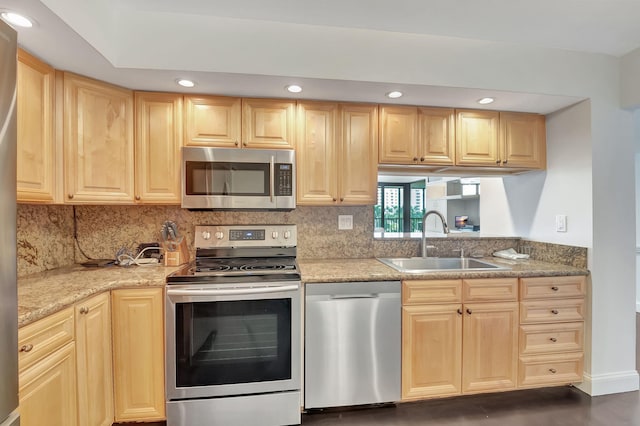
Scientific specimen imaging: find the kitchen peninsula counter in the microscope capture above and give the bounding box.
[17,264,179,327]
[298,257,589,283]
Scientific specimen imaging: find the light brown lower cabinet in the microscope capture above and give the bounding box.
[75,292,114,426]
[402,278,519,400]
[111,287,166,422]
[18,307,78,426]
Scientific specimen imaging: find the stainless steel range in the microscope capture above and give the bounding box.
[165,225,301,426]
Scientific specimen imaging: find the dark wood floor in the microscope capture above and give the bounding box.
[301,314,640,426]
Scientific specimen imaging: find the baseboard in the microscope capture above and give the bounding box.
[575,370,640,396]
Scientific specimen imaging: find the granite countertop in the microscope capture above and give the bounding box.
[18,257,588,328]
[18,263,180,327]
[298,257,589,283]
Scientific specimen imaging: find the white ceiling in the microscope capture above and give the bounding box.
[3,0,640,113]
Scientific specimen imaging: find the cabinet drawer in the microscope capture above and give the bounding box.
[519,322,584,355]
[462,278,518,302]
[403,280,462,305]
[520,299,585,324]
[18,307,75,372]
[518,352,583,388]
[520,276,586,300]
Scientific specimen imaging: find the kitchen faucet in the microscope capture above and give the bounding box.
[421,210,449,257]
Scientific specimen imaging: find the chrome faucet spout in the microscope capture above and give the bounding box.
[421,210,449,257]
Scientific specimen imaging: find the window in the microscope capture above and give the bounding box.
[374,181,425,233]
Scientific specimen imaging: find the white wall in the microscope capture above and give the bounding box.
[635,110,640,312]
[622,48,640,109]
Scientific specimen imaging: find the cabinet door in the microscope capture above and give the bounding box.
[500,112,546,169]
[455,109,500,166]
[76,293,114,426]
[417,107,455,165]
[402,304,462,399]
[17,49,56,203]
[184,95,241,147]
[19,343,78,426]
[242,98,295,149]
[462,302,519,394]
[63,72,134,203]
[135,92,183,203]
[296,101,339,205]
[112,288,165,422]
[378,106,417,164]
[339,103,378,205]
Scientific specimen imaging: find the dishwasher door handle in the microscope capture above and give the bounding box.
[329,294,379,299]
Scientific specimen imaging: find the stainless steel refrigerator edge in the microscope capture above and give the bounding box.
[0,19,20,426]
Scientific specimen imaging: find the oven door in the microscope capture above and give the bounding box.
[165,282,301,400]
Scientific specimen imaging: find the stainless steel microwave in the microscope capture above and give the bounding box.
[181,146,296,210]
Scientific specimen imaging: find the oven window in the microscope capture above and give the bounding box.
[186,161,270,196]
[175,299,292,387]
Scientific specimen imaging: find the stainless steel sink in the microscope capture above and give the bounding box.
[377,257,510,273]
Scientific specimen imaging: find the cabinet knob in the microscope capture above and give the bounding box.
[466,308,472,315]
[457,308,463,315]
[340,198,344,202]
[551,286,559,291]
[549,337,557,342]
[495,160,501,164]
[333,198,337,202]
[549,368,557,374]
[68,193,74,199]
[413,157,418,162]
[243,142,247,147]
[551,309,559,315]
[135,195,141,201]
[234,142,239,146]
[19,344,33,353]
[420,157,425,162]
[80,306,89,314]
[502,160,508,164]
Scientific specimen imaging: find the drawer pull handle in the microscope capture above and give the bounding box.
[20,344,33,353]
[457,308,463,315]
[80,307,89,314]
[466,308,472,315]
[551,309,559,315]
[551,286,559,291]
[550,337,557,342]
[549,368,557,374]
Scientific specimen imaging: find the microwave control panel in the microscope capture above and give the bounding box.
[275,164,293,196]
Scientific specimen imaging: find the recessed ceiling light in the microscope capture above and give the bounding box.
[477,97,495,105]
[176,79,195,88]
[286,84,302,93]
[1,11,34,28]
[386,91,403,99]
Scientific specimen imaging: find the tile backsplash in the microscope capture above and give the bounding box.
[17,204,588,277]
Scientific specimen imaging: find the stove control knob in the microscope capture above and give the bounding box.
[215,231,224,240]
[284,231,291,239]
[271,231,279,239]
[201,231,211,240]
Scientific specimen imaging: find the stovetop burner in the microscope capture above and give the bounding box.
[166,224,301,284]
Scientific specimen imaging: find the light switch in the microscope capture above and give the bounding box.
[555,215,567,232]
[338,215,353,230]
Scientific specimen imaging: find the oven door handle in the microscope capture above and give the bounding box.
[167,285,299,297]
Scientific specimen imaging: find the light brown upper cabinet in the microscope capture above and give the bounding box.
[242,98,296,149]
[456,109,546,169]
[17,49,57,203]
[379,106,455,166]
[297,102,378,205]
[63,72,134,203]
[134,92,183,204]
[499,112,546,169]
[184,95,241,147]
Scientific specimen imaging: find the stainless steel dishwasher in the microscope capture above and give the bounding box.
[304,281,401,409]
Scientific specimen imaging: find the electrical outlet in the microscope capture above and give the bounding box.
[555,215,567,232]
[338,215,353,230]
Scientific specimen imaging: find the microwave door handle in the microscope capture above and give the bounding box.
[270,155,275,203]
